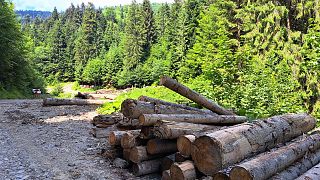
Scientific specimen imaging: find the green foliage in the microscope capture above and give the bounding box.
[50,83,64,96]
[82,58,107,85]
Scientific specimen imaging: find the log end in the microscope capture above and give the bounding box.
[192,136,222,176]
[162,170,171,180]
[177,135,195,157]
[108,132,117,146]
[229,166,253,180]
[132,163,142,176]
[159,76,170,86]
[170,161,196,180]
[129,146,146,163]
[214,172,230,180]
[121,99,137,118]
[138,114,146,126]
[121,133,136,149]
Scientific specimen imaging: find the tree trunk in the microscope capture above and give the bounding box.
[129,146,163,163]
[121,130,145,149]
[108,131,128,146]
[154,121,225,139]
[147,139,177,155]
[159,76,234,115]
[192,113,316,176]
[92,127,110,138]
[132,158,163,176]
[121,99,211,119]
[170,161,197,180]
[177,135,196,157]
[295,162,320,180]
[271,148,320,179]
[43,98,107,106]
[139,114,247,126]
[161,154,175,171]
[230,133,320,180]
[138,96,216,115]
[162,170,171,180]
[123,148,131,161]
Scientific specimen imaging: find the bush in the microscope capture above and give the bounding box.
[50,83,64,96]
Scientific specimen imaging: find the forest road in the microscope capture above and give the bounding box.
[0,100,138,180]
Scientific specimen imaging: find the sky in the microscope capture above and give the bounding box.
[12,0,174,11]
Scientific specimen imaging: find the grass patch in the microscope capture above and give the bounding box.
[97,86,192,114]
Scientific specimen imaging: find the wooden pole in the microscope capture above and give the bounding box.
[139,114,247,126]
[170,161,197,180]
[147,139,177,155]
[192,113,316,175]
[160,76,234,115]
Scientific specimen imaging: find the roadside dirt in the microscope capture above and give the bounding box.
[0,99,148,180]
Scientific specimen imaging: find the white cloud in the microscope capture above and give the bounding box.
[12,0,174,11]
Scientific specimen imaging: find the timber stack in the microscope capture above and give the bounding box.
[90,76,319,180]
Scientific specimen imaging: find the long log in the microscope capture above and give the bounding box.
[121,99,211,119]
[138,96,216,115]
[229,133,320,180]
[162,170,171,180]
[129,146,163,163]
[295,162,320,180]
[43,98,107,106]
[161,154,175,171]
[192,113,316,175]
[159,76,234,115]
[154,121,225,139]
[147,139,177,155]
[132,158,163,176]
[139,114,246,126]
[108,131,128,146]
[170,161,197,180]
[271,148,320,179]
[120,130,144,149]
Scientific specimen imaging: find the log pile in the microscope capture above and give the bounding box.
[90,76,319,180]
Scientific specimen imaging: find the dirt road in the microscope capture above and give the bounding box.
[0,100,140,180]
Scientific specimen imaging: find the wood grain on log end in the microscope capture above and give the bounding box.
[214,172,230,180]
[229,166,253,180]
[170,161,196,180]
[177,135,195,157]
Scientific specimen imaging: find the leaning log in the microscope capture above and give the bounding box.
[108,131,128,146]
[120,130,144,149]
[121,99,211,119]
[43,98,107,106]
[132,158,163,176]
[192,113,316,175]
[147,139,177,155]
[229,133,320,180]
[170,161,197,180]
[271,148,320,179]
[295,162,320,180]
[154,121,225,139]
[129,146,163,163]
[139,114,246,126]
[159,76,234,115]
[138,96,216,115]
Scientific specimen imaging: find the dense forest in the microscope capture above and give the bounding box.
[1,0,319,118]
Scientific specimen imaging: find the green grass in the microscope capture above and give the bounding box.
[0,88,30,99]
[97,85,193,114]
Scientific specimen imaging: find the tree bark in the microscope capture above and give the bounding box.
[43,98,107,106]
[159,76,234,115]
[170,161,197,180]
[192,113,316,176]
[161,154,175,171]
[229,133,320,180]
[108,131,128,146]
[154,121,225,139]
[121,99,211,119]
[139,114,246,126]
[120,130,145,149]
[147,139,177,155]
[162,170,171,180]
[138,95,216,115]
[132,158,163,176]
[295,162,320,180]
[271,148,320,179]
[129,146,163,163]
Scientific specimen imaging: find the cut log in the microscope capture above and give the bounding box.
[154,121,225,139]
[117,118,140,127]
[91,127,110,138]
[192,113,316,175]
[271,148,320,179]
[159,76,234,115]
[295,162,320,180]
[43,98,107,106]
[162,170,171,180]
[139,114,247,126]
[214,170,231,180]
[92,114,119,126]
[175,152,189,162]
[132,158,163,176]
[177,135,196,157]
[120,130,144,149]
[138,96,216,115]
[108,131,127,146]
[161,154,175,171]
[170,161,197,180]
[123,148,131,161]
[140,126,155,139]
[121,99,211,119]
[229,133,320,180]
[129,146,163,163]
[147,139,177,155]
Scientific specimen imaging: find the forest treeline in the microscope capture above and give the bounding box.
[2,0,320,118]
